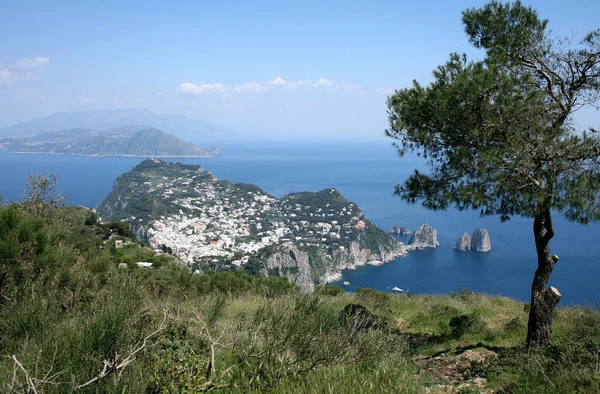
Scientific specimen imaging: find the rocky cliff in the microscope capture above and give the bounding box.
[264,243,314,291]
[454,233,472,251]
[389,226,411,235]
[408,224,439,250]
[264,241,407,291]
[471,228,491,252]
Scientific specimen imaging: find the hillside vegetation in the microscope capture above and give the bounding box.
[1,203,599,393]
[0,127,214,157]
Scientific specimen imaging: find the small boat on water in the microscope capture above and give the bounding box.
[391,286,404,293]
[343,281,351,286]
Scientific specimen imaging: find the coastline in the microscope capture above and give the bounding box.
[324,243,408,284]
[8,151,213,158]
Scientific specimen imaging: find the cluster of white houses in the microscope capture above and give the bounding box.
[140,179,368,266]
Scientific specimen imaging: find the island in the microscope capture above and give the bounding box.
[454,229,491,252]
[389,226,411,235]
[407,224,439,250]
[454,233,471,251]
[0,127,222,158]
[471,228,492,252]
[96,159,407,290]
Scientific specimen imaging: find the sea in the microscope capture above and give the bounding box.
[1,139,599,306]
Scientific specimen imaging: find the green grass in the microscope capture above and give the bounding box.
[1,203,599,393]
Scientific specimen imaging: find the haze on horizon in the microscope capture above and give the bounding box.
[1,0,598,141]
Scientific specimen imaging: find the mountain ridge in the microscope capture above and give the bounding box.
[0,108,229,142]
[0,127,220,157]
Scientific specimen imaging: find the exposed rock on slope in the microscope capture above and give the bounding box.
[264,243,313,291]
[454,233,472,251]
[408,224,439,250]
[471,228,491,252]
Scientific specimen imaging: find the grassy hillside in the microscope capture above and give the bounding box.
[1,203,599,393]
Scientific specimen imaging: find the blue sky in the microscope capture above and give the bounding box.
[1,0,598,139]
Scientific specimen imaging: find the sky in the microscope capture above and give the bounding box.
[1,0,599,140]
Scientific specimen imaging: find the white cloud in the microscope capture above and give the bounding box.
[179,76,345,96]
[179,82,227,94]
[0,69,12,85]
[79,96,97,103]
[339,81,361,91]
[17,56,50,69]
[0,57,50,86]
[268,77,298,89]
[268,76,288,86]
[232,81,265,93]
[314,78,333,88]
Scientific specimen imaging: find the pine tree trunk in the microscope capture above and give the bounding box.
[526,211,561,347]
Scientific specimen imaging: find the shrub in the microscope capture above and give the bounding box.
[84,211,98,226]
[356,287,391,312]
[146,343,209,393]
[315,285,344,296]
[449,312,486,338]
[86,301,128,359]
[339,303,382,331]
[504,317,524,333]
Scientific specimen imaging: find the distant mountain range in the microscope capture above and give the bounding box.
[0,127,224,158]
[0,108,230,142]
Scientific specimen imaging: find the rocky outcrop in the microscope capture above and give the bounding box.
[264,241,408,292]
[264,243,314,292]
[389,226,411,235]
[320,241,407,285]
[471,228,491,252]
[408,224,439,250]
[454,233,472,251]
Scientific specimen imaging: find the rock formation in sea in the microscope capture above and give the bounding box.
[454,233,472,251]
[471,228,491,252]
[389,226,411,235]
[408,224,439,249]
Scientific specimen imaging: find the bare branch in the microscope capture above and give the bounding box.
[10,355,39,394]
[73,308,169,391]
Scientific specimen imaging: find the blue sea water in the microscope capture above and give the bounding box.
[1,140,599,306]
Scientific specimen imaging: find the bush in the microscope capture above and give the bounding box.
[146,343,209,393]
[101,221,135,238]
[356,288,391,312]
[339,303,383,331]
[449,313,486,338]
[315,285,344,296]
[504,317,524,333]
[84,211,98,226]
[86,301,129,359]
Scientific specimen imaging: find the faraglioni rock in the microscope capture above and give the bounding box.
[471,228,491,252]
[389,226,411,235]
[408,224,439,249]
[454,233,472,251]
